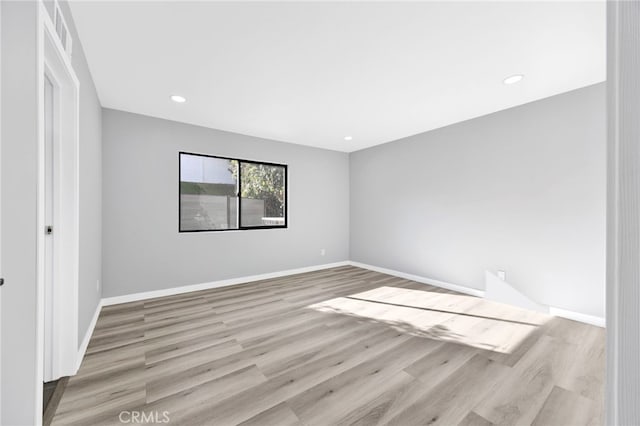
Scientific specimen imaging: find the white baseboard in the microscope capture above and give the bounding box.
[79,260,601,375]
[485,270,549,314]
[348,261,605,328]
[75,299,103,372]
[101,261,351,306]
[73,262,350,373]
[347,261,485,298]
[549,306,605,328]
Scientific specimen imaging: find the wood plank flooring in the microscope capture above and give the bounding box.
[52,266,604,425]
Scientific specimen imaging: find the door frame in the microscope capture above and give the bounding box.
[36,0,79,389]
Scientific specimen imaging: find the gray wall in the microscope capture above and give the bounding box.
[59,0,103,347]
[606,1,640,424]
[350,83,606,318]
[102,109,349,298]
[1,2,40,424]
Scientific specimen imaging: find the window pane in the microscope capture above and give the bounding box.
[180,154,238,231]
[240,162,286,227]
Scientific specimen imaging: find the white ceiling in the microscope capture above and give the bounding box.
[69,1,605,152]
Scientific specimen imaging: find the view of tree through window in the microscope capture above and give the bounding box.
[179,153,287,232]
[236,162,285,227]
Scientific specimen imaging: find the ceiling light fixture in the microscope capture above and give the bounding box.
[344,136,353,141]
[503,74,524,85]
[170,95,187,103]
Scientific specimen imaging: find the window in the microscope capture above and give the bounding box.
[179,152,287,232]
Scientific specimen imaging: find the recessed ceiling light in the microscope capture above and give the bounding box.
[170,95,187,103]
[503,74,524,85]
[344,136,353,141]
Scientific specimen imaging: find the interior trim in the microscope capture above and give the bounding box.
[75,259,605,375]
[75,300,102,373]
[348,261,486,298]
[101,261,351,306]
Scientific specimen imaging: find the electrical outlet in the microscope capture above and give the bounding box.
[497,270,506,281]
[320,249,326,256]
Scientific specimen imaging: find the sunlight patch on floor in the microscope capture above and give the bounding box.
[307,286,550,354]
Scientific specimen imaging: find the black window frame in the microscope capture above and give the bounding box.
[178,151,288,233]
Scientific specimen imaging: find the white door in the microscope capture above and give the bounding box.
[39,14,80,382]
[43,73,55,382]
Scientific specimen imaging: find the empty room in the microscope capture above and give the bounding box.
[2,0,640,425]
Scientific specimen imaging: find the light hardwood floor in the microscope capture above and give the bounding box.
[52,266,604,425]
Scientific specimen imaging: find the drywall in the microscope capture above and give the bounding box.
[0,3,102,422]
[350,83,606,318]
[607,1,640,424]
[484,271,548,314]
[102,109,349,298]
[1,2,40,424]
[59,0,103,348]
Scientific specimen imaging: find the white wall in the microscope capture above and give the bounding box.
[1,2,40,424]
[59,0,103,348]
[102,109,350,298]
[0,3,102,423]
[350,83,606,318]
